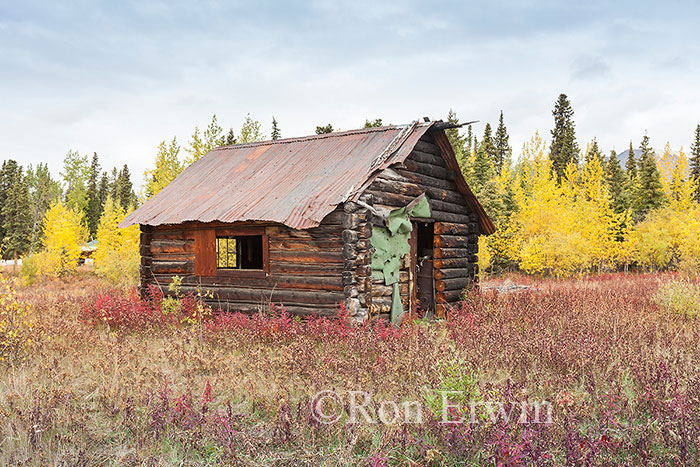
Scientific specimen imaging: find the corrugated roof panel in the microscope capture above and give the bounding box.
[120,124,432,230]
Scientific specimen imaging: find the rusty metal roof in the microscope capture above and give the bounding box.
[120,121,495,234]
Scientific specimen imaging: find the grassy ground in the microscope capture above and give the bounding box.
[0,273,699,465]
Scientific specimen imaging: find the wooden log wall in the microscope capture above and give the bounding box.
[364,132,480,318]
[341,195,374,321]
[139,208,346,317]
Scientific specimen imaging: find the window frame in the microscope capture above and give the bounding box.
[214,226,269,278]
[193,226,269,278]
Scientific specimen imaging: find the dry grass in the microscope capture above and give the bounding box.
[0,273,699,465]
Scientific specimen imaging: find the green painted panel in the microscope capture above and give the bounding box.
[369,193,432,324]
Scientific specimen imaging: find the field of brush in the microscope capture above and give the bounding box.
[1,272,699,465]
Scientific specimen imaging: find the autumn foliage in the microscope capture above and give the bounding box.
[480,134,700,276]
[94,196,139,286]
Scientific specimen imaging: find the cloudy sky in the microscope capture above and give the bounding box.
[1,1,699,187]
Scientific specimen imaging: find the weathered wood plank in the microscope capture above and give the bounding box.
[436,289,463,303]
[364,189,413,208]
[395,168,459,192]
[434,248,471,259]
[269,238,343,251]
[414,140,441,156]
[403,160,455,180]
[269,251,343,264]
[150,252,195,262]
[433,258,474,269]
[434,234,476,248]
[433,267,469,280]
[434,222,477,236]
[409,149,446,167]
[430,199,469,215]
[430,210,472,224]
[435,277,470,292]
[151,239,193,254]
[270,262,344,275]
[193,229,216,276]
[372,177,466,205]
[151,260,194,274]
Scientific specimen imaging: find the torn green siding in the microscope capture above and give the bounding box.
[369,194,431,324]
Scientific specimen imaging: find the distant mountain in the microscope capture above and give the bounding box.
[616,149,643,167]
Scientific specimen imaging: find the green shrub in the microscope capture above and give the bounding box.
[423,358,484,420]
[654,279,700,318]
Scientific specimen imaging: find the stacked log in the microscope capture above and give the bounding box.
[139,225,153,298]
[341,194,374,321]
[433,215,479,317]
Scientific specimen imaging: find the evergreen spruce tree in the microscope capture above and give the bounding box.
[690,124,700,201]
[0,160,20,242]
[466,124,473,157]
[271,116,281,140]
[26,163,61,253]
[585,138,605,168]
[225,128,236,145]
[116,165,137,211]
[625,140,637,179]
[445,110,468,172]
[634,134,664,218]
[494,111,511,171]
[315,124,333,134]
[98,172,109,208]
[109,167,119,202]
[86,152,101,237]
[1,167,31,260]
[478,179,505,226]
[605,149,627,213]
[363,118,383,128]
[471,142,495,195]
[481,123,497,167]
[550,93,579,181]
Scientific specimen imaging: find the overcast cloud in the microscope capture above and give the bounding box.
[1,0,698,187]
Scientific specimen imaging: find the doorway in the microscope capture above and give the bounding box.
[412,221,435,318]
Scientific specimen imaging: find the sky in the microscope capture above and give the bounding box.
[1,0,699,188]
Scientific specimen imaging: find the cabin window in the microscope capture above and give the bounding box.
[193,226,269,277]
[216,235,264,270]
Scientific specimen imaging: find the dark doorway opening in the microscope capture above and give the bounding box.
[414,221,435,318]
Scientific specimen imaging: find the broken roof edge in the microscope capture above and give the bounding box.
[211,122,431,152]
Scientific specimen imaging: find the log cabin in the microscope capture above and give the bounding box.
[120,121,495,323]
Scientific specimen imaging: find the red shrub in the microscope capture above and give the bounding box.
[81,289,173,330]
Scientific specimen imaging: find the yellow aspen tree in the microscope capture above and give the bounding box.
[668,147,697,212]
[95,196,140,286]
[631,145,700,272]
[577,156,623,272]
[657,143,675,199]
[40,202,88,277]
[511,133,574,275]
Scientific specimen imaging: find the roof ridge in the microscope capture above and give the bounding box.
[212,123,415,151]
